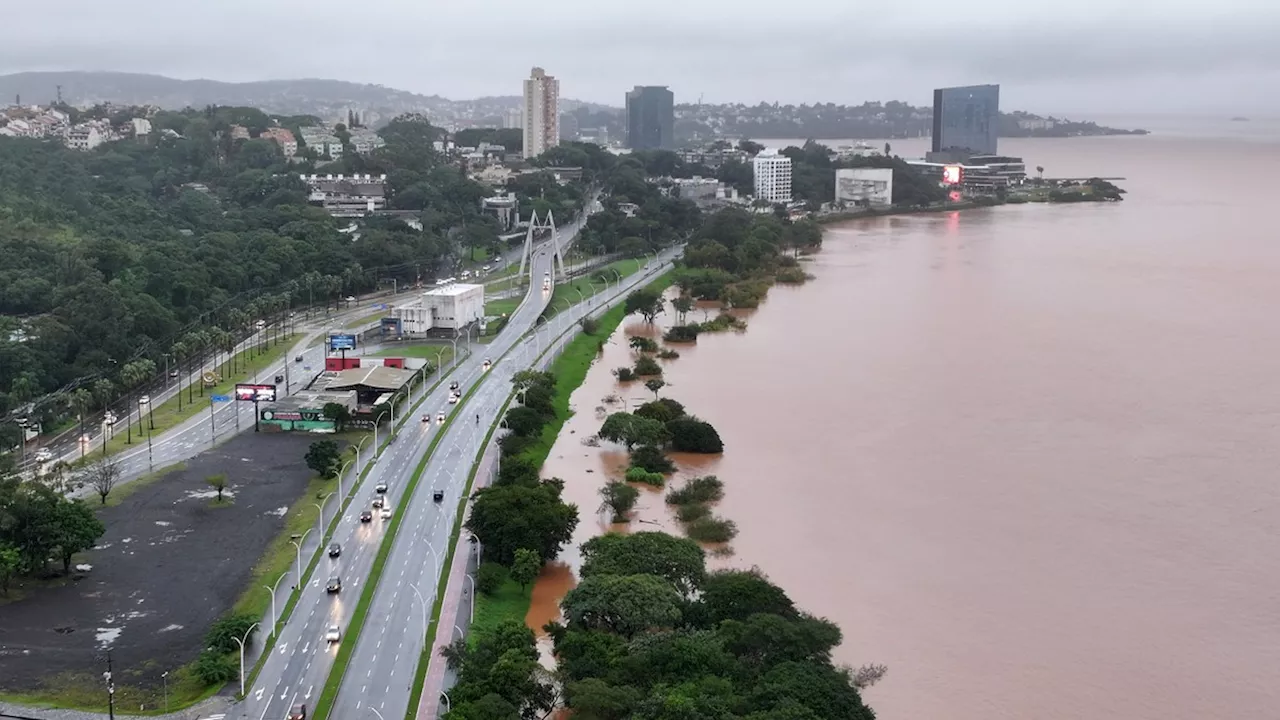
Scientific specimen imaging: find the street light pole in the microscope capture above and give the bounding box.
[409,584,430,640]
[337,458,354,501]
[230,622,258,697]
[104,650,115,720]
[289,529,312,589]
[161,671,168,713]
[262,572,288,631]
[466,572,476,619]
[440,691,451,714]
[313,491,334,531]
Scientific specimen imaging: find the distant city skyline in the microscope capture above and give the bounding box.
[2,0,1277,115]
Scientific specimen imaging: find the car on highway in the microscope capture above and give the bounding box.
[295,355,304,363]
[448,393,459,404]
[450,380,460,391]
[482,264,492,272]
[432,489,444,503]
[139,394,150,405]
[543,278,551,290]
[371,495,384,509]
[380,506,392,519]
[422,413,429,423]
[327,543,341,558]
[359,510,373,523]
[274,374,284,384]
[436,412,445,424]
[325,625,341,643]
[375,481,388,494]
[169,368,179,378]
[256,319,266,329]
[288,704,307,720]
[326,576,341,593]
[35,448,53,463]
[482,358,491,371]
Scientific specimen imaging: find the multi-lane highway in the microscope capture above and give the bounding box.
[238,211,598,720]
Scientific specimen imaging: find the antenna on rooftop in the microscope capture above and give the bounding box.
[56,85,62,104]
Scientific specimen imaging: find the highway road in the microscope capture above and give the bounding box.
[238,208,600,720]
[336,246,682,720]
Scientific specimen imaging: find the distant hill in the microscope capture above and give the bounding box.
[0,71,614,125]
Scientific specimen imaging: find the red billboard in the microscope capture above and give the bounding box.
[942,165,964,185]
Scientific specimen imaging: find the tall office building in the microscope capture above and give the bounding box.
[930,84,1000,159]
[752,149,792,204]
[522,67,560,160]
[625,86,675,150]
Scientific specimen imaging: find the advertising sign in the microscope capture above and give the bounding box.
[380,317,403,337]
[261,409,323,422]
[942,165,964,185]
[329,333,357,351]
[234,383,277,402]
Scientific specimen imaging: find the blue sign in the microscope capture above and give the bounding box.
[211,395,231,403]
[329,333,357,351]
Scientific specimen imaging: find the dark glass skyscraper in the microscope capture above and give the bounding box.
[625,86,675,151]
[931,84,1000,157]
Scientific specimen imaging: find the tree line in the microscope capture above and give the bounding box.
[0,106,499,455]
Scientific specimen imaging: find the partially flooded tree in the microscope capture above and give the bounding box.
[852,663,889,689]
[88,455,120,505]
[206,473,228,502]
[598,481,640,523]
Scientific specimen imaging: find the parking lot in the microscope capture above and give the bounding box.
[0,432,320,695]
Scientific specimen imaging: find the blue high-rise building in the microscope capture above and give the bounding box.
[931,84,1000,158]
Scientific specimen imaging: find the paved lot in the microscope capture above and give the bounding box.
[0,432,321,693]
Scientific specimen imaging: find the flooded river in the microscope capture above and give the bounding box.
[534,121,1280,719]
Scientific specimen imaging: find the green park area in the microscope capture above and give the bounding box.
[82,335,300,464]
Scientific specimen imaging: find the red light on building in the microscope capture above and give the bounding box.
[942,165,964,185]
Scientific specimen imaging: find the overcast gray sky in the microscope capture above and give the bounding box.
[3,0,1279,114]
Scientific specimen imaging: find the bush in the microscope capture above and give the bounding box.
[685,515,738,543]
[663,325,701,343]
[580,316,600,335]
[666,475,725,505]
[503,405,546,437]
[775,266,809,284]
[624,466,665,487]
[633,355,662,377]
[193,650,237,685]
[476,562,508,596]
[667,418,724,453]
[615,367,635,382]
[630,444,675,473]
[635,399,683,423]
[497,432,535,457]
[205,614,258,655]
[656,348,680,360]
[629,335,659,353]
[675,502,712,523]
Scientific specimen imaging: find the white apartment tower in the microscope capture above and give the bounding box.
[752,149,793,204]
[522,67,560,160]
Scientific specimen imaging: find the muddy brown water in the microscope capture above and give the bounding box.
[532,125,1280,719]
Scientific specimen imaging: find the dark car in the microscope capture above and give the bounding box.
[327,543,341,558]
[295,355,304,363]
[326,576,341,594]
[359,510,372,523]
[274,374,284,384]
[432,489,444,503]
[288,704,306,720]
[375,481,388,494]
[372,495,384,509]
[450,381,459,391]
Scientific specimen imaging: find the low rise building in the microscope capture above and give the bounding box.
[301,174,388,217]
[389,283,485,335]
[673,176,721,204]
[481,193,519,230]
[350,128,386,155]
[229,125,251,140]
[66,125,104,151]
[261,127,298,157]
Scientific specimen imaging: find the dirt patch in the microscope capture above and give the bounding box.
[0,432,321,692]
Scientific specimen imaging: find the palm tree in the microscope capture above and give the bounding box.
[69,388,94,440]
[120,362,146,444]
[170,341,188,411]
[1036,165,1045,181]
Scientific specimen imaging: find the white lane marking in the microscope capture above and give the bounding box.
[279,688,288,700]
[278,642,288,654]
[255,688,264,701]
[301,643,309,655]
[305,685,313,700]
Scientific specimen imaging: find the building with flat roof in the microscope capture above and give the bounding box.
[835,168,894,207]
[522,67,560,160]
[626,86,675,150]
[389,283,485,335]
[752,149,792,204]
[257,389,357,433]
[301,174,387,217]
[930,84,1000,160]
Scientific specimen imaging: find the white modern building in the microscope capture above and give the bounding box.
[131,118,152,136]
[835,168,894,208]
[390,283,485,334]
[481,194,519,230]
[66,126,103,151]
[522,67,560,160]
[752,149,792,204]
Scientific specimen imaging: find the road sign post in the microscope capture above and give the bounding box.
[210,395,232,443]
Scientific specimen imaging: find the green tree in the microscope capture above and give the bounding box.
[475,562,507,595]
[580,532,706,596]
[120,359,155,444]
[624,287,665,324]
[633,355,662,377]
[565,678,642,720]
[193,650,237,685]
[322,402,351,432]
[644,378,665,399]
[598,481,640,523]
[304,439,341,478]
[509,548,541,590]
[670,294,694,324]
[52,500,105,574]
[69,388,94,438]
[667,418,723,453]
[628,335,659,353]
[562,573,683,638]
[0,543,19,596]
[466,480,579,564]
[696,569,796,625]
[206,473,228,502]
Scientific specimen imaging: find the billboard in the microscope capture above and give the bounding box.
[942,165,964,185]
[835,168,894,207]
[235,383,277,402]
[329,333,357,351]
[380,317,403,337]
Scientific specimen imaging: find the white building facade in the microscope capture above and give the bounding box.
[752,149,792,204]
[390,283,485,334]
[835,168,894,207]
[522,67,560,160]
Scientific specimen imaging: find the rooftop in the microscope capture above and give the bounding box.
[322,365,417,393]
[424,283,484,297]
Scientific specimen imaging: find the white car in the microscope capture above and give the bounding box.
[139,394,150,406]
[481,358,491,371]
[380,507,392,520]
[325,625,341,643]
[482,265,492,272]
[448,394,459,405]
[436,412,445,424]
[35,448,53,463]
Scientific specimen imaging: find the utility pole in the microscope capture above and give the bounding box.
[104,650,116,720]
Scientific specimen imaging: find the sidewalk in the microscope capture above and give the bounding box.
[0,695,233,720]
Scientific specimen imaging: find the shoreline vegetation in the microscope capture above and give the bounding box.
[452,146,884,716]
